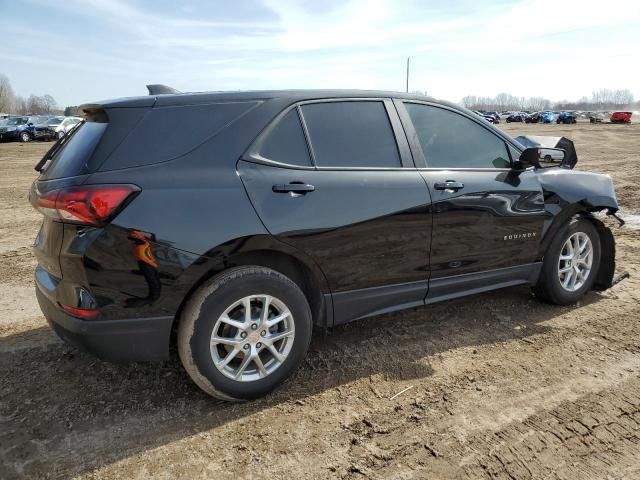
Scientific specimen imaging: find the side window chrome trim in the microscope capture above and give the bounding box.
[416,167,513,172]
[241,156,316,170]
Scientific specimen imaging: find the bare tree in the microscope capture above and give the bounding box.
[14,96,28,115]
[64,105,79,116]
[461,95,478,108]
[461,89,637,112]
[42,94,57,113]
[0,74,16,113]
[26,95,45,114]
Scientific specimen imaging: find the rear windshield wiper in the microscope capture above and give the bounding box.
[34,121,84,173]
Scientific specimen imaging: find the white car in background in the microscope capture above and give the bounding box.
[33,116,82,140]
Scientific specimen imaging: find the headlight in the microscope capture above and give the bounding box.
[6,127,16,132]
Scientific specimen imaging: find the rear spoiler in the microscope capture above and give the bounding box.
[146,84,181,95]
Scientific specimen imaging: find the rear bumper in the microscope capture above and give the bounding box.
[35,272,174,362]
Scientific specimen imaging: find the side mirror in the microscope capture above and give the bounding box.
[514,147,566,169]
[28,122,33,126]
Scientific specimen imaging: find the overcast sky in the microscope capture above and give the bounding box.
[1,0,639,107]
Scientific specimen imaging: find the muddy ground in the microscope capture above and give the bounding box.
[1,122,639,479]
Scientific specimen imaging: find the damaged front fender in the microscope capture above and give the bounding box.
[537,168,620,290]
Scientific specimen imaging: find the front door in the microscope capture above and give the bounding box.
[395,100,546,301]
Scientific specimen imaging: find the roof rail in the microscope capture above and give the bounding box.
[146,84,181,95]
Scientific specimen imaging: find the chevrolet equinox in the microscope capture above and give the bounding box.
[31,87,620,400]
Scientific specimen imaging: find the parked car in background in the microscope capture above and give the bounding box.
[0,115,51,142]
[30,87,621,401]
[589,113,605,124]
[0,116,30,142]
[484,111,501,122]
[33,116,82,141]
[474,110,499,124]
[506,112,526,123]
[610,112,632,124]
[542,112,555,123]
[557,112,577,124]
[525,112,542,124]
[32,116,64,141]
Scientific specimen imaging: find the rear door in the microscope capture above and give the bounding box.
[395,101,546,301]
[238,99,432,325]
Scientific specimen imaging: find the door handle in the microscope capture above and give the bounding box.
[272,183,315,194]
[434,180,464,192]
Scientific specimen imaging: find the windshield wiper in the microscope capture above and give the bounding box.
[34,121,84,172]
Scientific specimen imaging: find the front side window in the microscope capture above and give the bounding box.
[259,109,312,167]
[405,103,510,169]
[301,101,401,168]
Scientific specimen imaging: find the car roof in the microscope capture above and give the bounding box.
[81,89,462,111]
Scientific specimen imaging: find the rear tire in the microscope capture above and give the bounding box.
[177,266,313,401]
[533,217,601,305]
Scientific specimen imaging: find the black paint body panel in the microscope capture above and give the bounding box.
[30,89,619,362]
[238,160,432,293]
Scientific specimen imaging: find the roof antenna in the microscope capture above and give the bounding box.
[146,84,181,95]
[406,57,410,93]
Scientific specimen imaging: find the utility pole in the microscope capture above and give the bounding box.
[406,57,410,93]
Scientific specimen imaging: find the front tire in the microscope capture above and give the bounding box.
[20,132,31,142]
[533,217,601,305]
[178,266,313,401]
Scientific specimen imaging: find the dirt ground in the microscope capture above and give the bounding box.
[1,122,639,480]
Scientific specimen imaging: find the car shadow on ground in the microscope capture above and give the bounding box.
[0,286,607,479]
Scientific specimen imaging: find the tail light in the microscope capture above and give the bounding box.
[59,303,99,319]
[35,184,140,226]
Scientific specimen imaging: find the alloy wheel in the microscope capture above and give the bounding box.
[557,232,593,292]
[210,295,295,382]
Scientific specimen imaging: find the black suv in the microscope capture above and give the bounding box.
[31,88,619,400]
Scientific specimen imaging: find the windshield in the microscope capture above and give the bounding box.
[46,117,64,125]
[7,118,26,126]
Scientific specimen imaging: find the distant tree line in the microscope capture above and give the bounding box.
[461,89,637,112]
[64,106,79,116]
[0,73,60,115]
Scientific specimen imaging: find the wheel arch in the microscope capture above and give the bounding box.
[538,204,616,291]
[173,238,332,342]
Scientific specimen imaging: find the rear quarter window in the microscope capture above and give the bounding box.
[101,102,259,171]
[256,109,312,167]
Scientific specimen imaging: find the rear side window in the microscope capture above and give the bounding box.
[301,101,401,168]
[102,102,259,170]
[259,109,312,167]
[40,122,107,180]
[405,103,511,169]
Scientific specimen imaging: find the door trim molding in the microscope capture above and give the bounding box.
[330,280,428,326]
[426,262,542,305]
[327,263,543,327]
